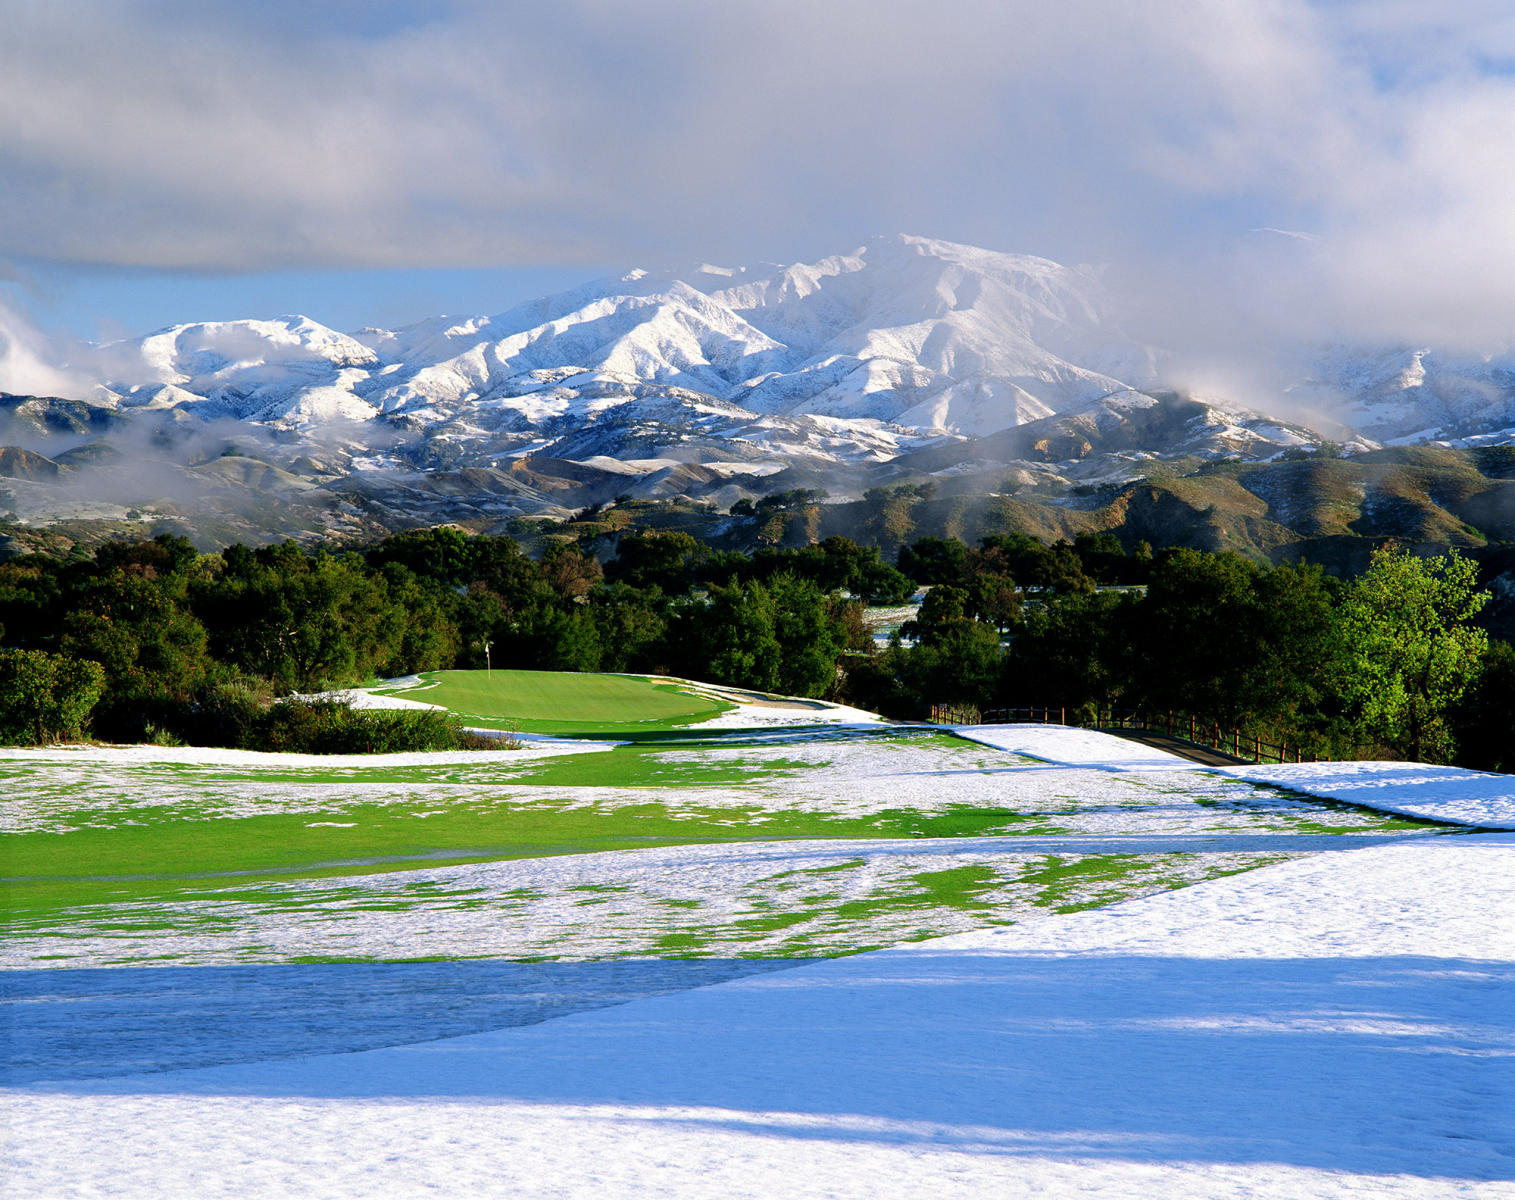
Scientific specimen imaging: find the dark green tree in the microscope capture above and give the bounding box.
[901,585,970,645]
[767,573,849,697]
[0,556,66,649]
[62,568,211,738]
[696,578,781,692]
[373,564,460,677]
[1335,547,1489,762]
[590,583,671,674]
[198,543,404,693]
[898,537,969,587]
[1007,589,1134,715]
[1130,550,1264,726]
[1072,531,1129,584]
[365,526,475,588]
[0,648,105,744]
[1450,640,1515,773]
[504,602,603,672]
[607,531,702,593]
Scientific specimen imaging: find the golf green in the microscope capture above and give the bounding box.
[377,670,733,733]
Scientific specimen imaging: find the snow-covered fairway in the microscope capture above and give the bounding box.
[7,832,1512,1199]
[6,728,1436,969]
[4,725,1512,1197]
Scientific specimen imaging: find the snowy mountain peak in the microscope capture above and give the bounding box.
[136,315,377,373]
[10,236,1511,460]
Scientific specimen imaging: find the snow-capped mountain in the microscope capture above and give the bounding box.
[21,234,1513,458]
[1,234,1509,542]
[39,234,1305,497]
[1289,344,1515,446]
[93,235,1162,444]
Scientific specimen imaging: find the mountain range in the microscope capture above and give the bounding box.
[0,234,1512,546]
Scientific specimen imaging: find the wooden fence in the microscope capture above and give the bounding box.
[928,704,1316,764]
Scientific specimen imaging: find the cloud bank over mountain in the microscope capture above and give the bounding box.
[9,235,1511,460]
[2,0,1513,363]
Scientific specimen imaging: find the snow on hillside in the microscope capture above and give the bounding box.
[6,238,1511,474]
[73,236,1154,441]
[7,831,1511,1199]
[1290,343,1515,443]
[102,315,382,423]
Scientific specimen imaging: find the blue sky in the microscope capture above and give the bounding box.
[2,261,598,343]
[2,0,1514,352]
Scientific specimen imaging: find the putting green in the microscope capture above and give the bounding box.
[375,669,733,734]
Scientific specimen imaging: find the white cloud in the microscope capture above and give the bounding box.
[0,0,1511,351]
[0,298,94,399]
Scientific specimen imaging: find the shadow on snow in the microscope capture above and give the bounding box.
[8,947,1512,1180]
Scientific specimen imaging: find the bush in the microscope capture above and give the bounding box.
[251,699,499,754]
[0,649,106,745]
[179,676,274,748]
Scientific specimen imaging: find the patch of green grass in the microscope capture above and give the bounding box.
[495,743,818,788]
[655,861,1018,952]
[372,669,733,734]
[654,932,703,952]
[1021,854,1153,911]
[0,793,1064,925]
[1016,852,1295,915]
[829,864,1007,921]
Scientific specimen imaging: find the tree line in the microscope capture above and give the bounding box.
[855,536,1508,770]
[0,526,1507,770]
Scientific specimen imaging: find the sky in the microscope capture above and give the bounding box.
[2,0,1514,366]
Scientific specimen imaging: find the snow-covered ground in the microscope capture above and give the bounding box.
[954,722,1204,771]
[957,724,1515,830]
[2,730,1362,836]
[3,730,1431,971]
[6,832,1512,1199]
[0,736,604,777]
[657,677,890,729]
[5,723,1510,1196]
[1220,760,1515,831]
[7,834,1365,968]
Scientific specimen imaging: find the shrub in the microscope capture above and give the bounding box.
[252,699,499,754]
[180,676,274,748]
[0,649,106,745]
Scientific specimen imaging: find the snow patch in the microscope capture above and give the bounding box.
[7,833,1511,1198]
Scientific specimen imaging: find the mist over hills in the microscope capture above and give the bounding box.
[0,234,1512,554]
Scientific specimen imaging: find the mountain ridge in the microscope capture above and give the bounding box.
[0,234,1509,550]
